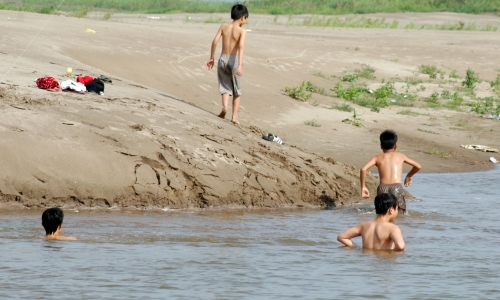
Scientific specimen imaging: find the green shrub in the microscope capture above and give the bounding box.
[490,74,500,90]
[342,110,364,127]
[441,90,452,99]
[418,64,444,79]
[342,73,359,82]
[284,81,313,102]
[305,81,328,96]
[462,68,479,89]
[426,92,440,103]
[449,70,461,79]
[331,83,365,101]
[102,13,112,21]
[304,119,321,127]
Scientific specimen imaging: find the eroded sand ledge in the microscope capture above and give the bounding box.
[0,85,377,209]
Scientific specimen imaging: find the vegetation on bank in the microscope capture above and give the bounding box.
[284,64,500,124]
[1,0,499,15]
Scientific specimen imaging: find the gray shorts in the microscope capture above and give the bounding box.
[377,183,406,214]
[217,54,241,96]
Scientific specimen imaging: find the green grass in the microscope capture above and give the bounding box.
[405,77,424,86]
[355,64,376,80]
[491,74,500,90]
[398,109,420,116]
[454,120,470,127]
[418,128,439,134]
[468,96,500,115]
[73,5,91,17]
[427,148,449,158]
[449,70,461,79]
[205,16,225,24]
[102,12,112,21]
[329,103,354,112]
[418,64,444,79]
[1,0,498,15]
[304,119,321,127]
[332,82,400,112]
[305,81,328,96]
[411,21,498,31]
[342,110,364,127]
[293,16,399,28]
[343,64,376,82]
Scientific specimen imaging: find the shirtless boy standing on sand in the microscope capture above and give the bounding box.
[42,207,77,241]
[338,193,405,251]
[206,4,248,124]
[360,129,421,214]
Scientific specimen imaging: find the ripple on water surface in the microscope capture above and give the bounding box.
[0,167,499,299]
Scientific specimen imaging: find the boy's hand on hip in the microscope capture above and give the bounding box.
[206,59,214,70]
[361,187,370,199]
[236,66,243,76]
[404,176,412,187]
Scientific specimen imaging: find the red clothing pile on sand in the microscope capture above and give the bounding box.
[35,75,108,95]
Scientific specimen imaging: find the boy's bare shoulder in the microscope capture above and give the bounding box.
[46,235,77,241]
[385,222,401,231]
[395,152,409,158]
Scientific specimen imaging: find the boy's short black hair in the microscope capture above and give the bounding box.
[380,129,398,150]
[42,207,64,235]
[374,193,398,215]
[231,4,249,20]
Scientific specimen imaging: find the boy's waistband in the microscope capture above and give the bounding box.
[220,54,238,59]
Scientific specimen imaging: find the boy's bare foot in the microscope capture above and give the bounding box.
[231,119,240,125]
[218,110,227,119]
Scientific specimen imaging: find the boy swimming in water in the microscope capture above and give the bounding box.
[205,4,248,124]
[337,193,405,251]
[42,207,77,240]
[360,129,421,214]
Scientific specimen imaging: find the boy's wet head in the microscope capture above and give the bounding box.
[42,207,64,235]
[380,129,397,150]
[374,193,398,215]
[231,4,249,20]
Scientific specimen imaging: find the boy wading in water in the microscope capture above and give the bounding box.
[42,207,77,241]
[206,4,248,124]
[338,193,405,251]
[360,129,421,214]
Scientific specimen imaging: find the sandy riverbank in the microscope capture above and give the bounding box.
[0,10,498,209]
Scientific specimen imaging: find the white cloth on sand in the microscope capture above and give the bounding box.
[60,80,86,92]
[461,145,499,153]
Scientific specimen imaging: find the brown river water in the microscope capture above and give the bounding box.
[1,166,499,299]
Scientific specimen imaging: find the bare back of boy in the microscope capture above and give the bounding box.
[361,151,421,199]
[339,220,405,250]
[360,220,404,250]
[219,23,245,56]
[374,151,409,184]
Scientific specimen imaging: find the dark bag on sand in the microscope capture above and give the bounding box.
[85,79,105,94]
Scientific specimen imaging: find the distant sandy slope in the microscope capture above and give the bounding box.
[0,10,498,209]
[81,11,498,172]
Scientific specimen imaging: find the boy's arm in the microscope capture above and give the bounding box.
[390,226,405,251]
[337,225,361,247]
[360,157,377,198]
[236,29,246,76]
[206,26,223,70]
[403,155,421,187]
